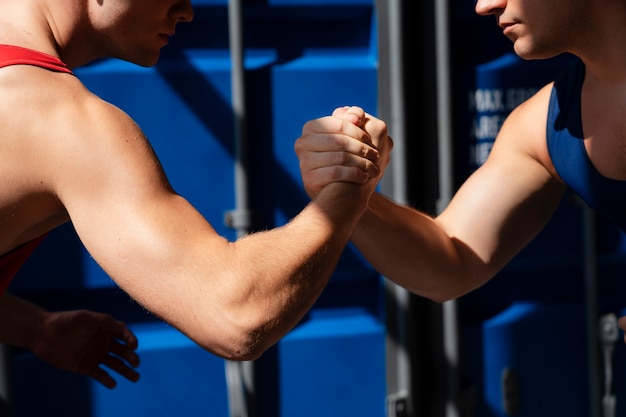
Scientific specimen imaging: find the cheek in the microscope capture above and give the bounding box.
[116,16,154,42]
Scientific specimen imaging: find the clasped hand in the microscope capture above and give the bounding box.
[295,106,393,199]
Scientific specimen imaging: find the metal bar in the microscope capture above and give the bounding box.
[225,1,256,416]
[433,0,461,416]
[583,203,601,417]
[376,0,412,415]
[229,0,249,218]
[0,344,12,417]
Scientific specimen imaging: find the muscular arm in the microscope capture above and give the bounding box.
[352,157,564,302]
[33,80,389,360]
[350,86,567,301]
[295,89,567,303]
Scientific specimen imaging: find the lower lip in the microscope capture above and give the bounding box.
[159,34,170,44]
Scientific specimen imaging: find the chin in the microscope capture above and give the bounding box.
[514,49,560,61]
[131,54,161,68]
[513,40,561,61]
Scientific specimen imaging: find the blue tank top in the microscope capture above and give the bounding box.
[547,58,626,231]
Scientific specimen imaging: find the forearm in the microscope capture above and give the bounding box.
[350,193,489,302]
[234,182,373,343]
[227,189,363,347]
[0,293,46,350]
[130,181,373,361]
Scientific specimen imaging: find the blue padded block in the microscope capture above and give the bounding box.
[482,302,587,417]
[277,309,386,417]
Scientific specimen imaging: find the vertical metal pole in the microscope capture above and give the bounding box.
[0,345,12,417]
[376,0,412,416]
[434,0,460,416]
[225,1,256,416]
[229,0,248,220]
[582,203,601,417]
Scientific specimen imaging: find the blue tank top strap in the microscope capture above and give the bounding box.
[547,58,626,231]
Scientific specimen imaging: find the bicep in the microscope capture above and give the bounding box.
[52,100,227,299]
[435,96,566,274]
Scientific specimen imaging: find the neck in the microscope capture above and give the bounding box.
[0,0,102,68]
[569,4,626,84]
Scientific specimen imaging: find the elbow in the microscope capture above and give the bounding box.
[427,293,458,304]
[403,278,467,304]
[414,272,492,304]
[417,278,477,303]
[194,329,272,362]
[192,313,280,362]
[410,284,457,304]
[216,330,271,362]
[214,346,266,362]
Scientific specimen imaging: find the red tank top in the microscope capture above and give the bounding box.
[0,235,48,294]
[0,45,73,293]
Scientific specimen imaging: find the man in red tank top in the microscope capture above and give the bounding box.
[0,0,390,398]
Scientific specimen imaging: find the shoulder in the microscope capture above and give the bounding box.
[0,64,134,137]
[0,64,166,200]
[489,82,559,179]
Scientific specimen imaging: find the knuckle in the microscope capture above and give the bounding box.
[335,151,351,165]
[328,166,346,181]
[301,120,314,134]
[293,139,303,154]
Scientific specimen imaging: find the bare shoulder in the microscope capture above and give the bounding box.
[0,64,175,246]
[0,65,168,198]
[488,82,559,179]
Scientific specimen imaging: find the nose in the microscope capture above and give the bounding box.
[172,0,194,22]
[475,0,505,16]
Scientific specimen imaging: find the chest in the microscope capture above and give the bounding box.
[581,92,626,181]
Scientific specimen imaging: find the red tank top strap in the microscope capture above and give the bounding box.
[0,44,73,74]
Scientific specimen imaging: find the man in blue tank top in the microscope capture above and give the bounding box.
[297,0,626,339]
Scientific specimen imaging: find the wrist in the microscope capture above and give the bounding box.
[314,182,371,223]
[0,294,49,351]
